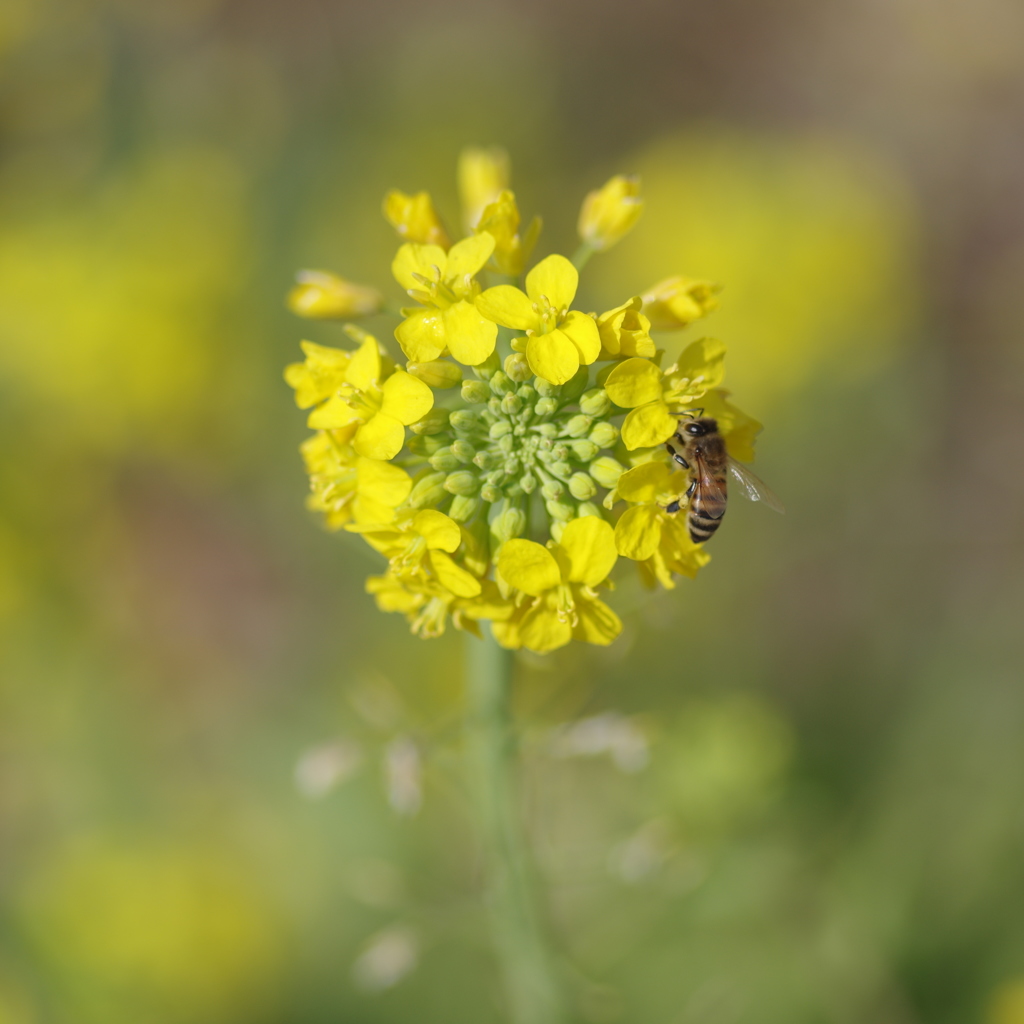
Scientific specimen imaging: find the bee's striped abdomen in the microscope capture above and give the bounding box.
[687,476,728,543]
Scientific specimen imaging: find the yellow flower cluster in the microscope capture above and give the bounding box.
[285,149,766,653]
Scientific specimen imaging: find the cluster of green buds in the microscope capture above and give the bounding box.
[285,149,763,653]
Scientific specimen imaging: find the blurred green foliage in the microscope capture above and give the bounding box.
[2,1,1024,1023]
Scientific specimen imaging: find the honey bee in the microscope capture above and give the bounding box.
[665,415,785,543]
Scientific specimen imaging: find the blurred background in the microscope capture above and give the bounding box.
[2,0,1024,1021]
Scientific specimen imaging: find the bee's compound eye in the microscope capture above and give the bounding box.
[686,423,702,436]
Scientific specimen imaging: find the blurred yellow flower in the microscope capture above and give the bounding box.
[477,254,601,385]
[458,145,510,230]
[596,296,656,359]
[393,235,499,366]
[605,338,726,449]
[287,269,382,319]
[641,275,721,330]
[475,190,541,277]
[494,516,620,653]
[383,189,450,247]
[578,174,644,252]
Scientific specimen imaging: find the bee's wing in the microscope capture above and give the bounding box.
[692,451,728,519]
[727,457,786,513]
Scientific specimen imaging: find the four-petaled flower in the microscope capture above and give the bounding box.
[604,338,726,450]
[494,516,621,653]
[477,254,600,386]
[288,270,382,319]
[611,461,711,588]
[393,235,499,367]
[641,276,721,330]
[474,190,541,277]
[577,175,644,252]
[596,296,656,360]
[287,333,434,461]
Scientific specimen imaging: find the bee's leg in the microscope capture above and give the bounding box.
[685,479,696,498]
[664,442,689,469]
[665,499,682,514]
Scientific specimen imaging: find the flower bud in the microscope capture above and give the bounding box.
[534,398,558,417]
[576,502,602,519]
[504,456,520,475]
[445,471,480,497]
[451,439,475,462]
[564,414,593,438]
[535,379,559,398]
[579,388,611,417]
[546,499,575,522]
[487,396,503,417]
[473,449,501,470]
[641,276,721,330]
[568,472,597,501]
[450,410,483,434]
[407,434,448,456]
[504,352,532,383]
[383,189,450,247]
[473,351,501,380]
[489,371,514,396]
[486,470,505,487]
[577,174,643,252]
[541,480,563,501]
[407,472,448,508]
[409,409,450,435]
[520,473,537,494]
[407,360,462,389]
[498,434,515,454]
[569,439,599,462]
[429,448,461,472]
[461,380,491,404]
[561,366,590,404]
[549,460,572,479]
[516,384,536,403]
[448,495,482,522]
[589,422,619,449]
[288,270,382,319]
[491,505,527,544]
[501,394,523,416]
[489,420,512,440]
[458,146,510,230]
[589,456,625,489]
[481,483,501,503]
[536,423,558,439]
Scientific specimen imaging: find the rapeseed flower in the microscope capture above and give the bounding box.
[285,151,774,652]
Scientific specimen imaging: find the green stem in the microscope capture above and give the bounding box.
[570,243,595,272]
[465,631,567,1024]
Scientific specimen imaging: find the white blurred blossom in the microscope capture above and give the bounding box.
[549,712,650,773]
[384,735,422,816]
[352,926,418,992]
[294,738,362,799]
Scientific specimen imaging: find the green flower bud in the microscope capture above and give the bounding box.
[568,472,597,501]
[548,460,572,479]
[501,394,523,416]
[473,449,502,470]
[520,472,537,494]
[564,414,593,437]
[576,502,602,519]
[486,469,505,487]
[410,408,451,435]
[491,505,527,544]
[487,396,503,417]
[429,448,461,472]
[461,380,492,404]
[407,471,448,508]
[481,483,501,503]
[561,365,590,403]
[407,433,449,456]
[448,495,481,522]
[504,457,520,475]
[498,434,515,454]
[588,421,619,449]
[504,352,532,383]
[473,351,501,380]
[489,420,513,440]
[579,388,611,417]
[535,378,559,398]
[444,471,480,496]
[537,423,558,438]
[489,371,514,395]
[534,398,558,417]
[569,439,599,461]
[541,480,563,501]
[407,360,462,389]
[516,384,536,403]
[451,439,475,462]
[450,409,483,434]
[589,456,625,489]
[546,499,574,522]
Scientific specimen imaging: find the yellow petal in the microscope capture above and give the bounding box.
[673,337,726,392]
[444,234,495,287]
[559,310,601,365]
[380,368,434,425]
[476,285,537,331]
[353,413,405,460]
[557,515,618,586]
[289,270,382,318]
[428,549,482,598]
[526,332,579,386]
[395,308,447,362]
[497,539,561,596]
[604,357,663,408]
[577,175,643,252]
[525,254,577,310]
[307,395,359,430]
[616,460,674,502]
[572,594,622,645]
[383,190,449,247]
[346,335,382,391]
[413,510,461,552]
[443,301,498,366]
[356,456,412,507]
[392,243,448,292]
[519,603,573,653]
[614,504,663,561]
[620,402,679,450]
[458,146,510,230]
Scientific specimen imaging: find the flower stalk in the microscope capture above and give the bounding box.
[465,631,567,1024]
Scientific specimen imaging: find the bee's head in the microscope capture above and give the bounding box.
[681,416,718,438]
